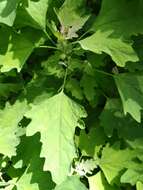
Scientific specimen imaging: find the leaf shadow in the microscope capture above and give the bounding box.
[100,97,143,150]
[1,0,17,17]
[12,133,56,190]
[78,124,107,158]
[0,26,10,54]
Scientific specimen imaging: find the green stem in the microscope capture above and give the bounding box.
[94,68,114,77]
[71,30,91,44]
[43,30,55,45]
[77,30,90,41]
[38,45,59,50]
[61,67,68,92]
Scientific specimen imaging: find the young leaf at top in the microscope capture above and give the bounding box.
[57,0,89,39]
[25,92,87,184]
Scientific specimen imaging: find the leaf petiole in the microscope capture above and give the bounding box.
[38,45,60,50]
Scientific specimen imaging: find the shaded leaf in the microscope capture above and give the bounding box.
[79,126,107,157]
[12,134,55,190]
[99,143,135,184]
[66,78,84,100]
[115,72,143,122]
[0,100,28,157]
[0,27,42,72]
[80,0,143,66]
[0,0,19,26]
[15,0,49,29]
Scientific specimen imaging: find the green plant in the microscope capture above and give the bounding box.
[0,0,143,189]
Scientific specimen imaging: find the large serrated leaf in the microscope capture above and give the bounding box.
[80,30,138,67]
[25,92,87,184]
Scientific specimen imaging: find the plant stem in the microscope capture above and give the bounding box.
[94,68,114,77]
[38,45,59,50]
[43,30,56,45]
[61,67,68,92]
[77,30,90,41]
[71,30,91,44]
